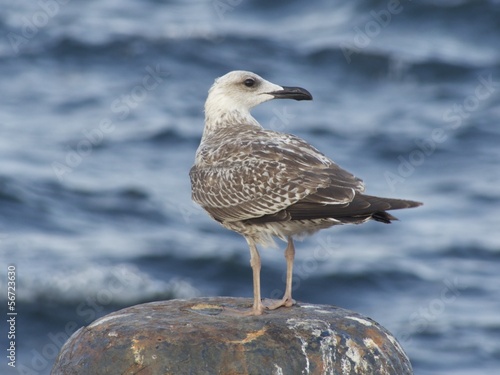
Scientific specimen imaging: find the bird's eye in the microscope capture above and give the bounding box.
[243,78,256,87]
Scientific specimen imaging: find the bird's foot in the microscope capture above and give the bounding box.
[222,298,295,315]
[222,301,265,316]
[266,296,296,310]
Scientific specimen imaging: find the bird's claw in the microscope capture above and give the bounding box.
[266,297,296,310]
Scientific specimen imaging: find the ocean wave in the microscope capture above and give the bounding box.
[439,244,500,261]
[145,127,199,146]
[0,176,168,235]
[11,263,199,306]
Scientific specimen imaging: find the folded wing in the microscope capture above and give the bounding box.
[190,129,365,223]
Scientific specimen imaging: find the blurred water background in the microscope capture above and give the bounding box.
[1,0,500,374]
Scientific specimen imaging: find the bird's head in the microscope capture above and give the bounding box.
[204,71,312,130]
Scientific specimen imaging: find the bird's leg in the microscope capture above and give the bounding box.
[246,238,265,315]
[268,236,296,310]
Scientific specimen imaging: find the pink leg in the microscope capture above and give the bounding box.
[246,237,265,315]
[268,236,296,310]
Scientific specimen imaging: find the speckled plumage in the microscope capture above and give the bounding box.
[189,71,421,314]
[191,125,361,245]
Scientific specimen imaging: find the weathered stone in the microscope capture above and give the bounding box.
[51,297,412,375]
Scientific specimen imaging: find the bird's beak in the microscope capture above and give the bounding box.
[268,86,313,101]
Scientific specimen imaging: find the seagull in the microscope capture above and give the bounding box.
[189,71,422,315]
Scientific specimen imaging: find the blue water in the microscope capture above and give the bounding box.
[1,1,500,374]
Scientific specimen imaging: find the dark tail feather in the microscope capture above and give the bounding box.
[331,194,422,224]
[286,193,422,224]
[244,194,422,225]
[359,194,422,212]
[371,211,398,224]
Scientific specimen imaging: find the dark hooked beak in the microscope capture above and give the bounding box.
[268,86,313,101]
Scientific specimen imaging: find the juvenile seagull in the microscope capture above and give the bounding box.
[190,71,422,315]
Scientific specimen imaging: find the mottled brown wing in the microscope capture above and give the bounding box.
[190,131,364,223]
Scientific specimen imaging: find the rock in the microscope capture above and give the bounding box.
[51,297,412,375]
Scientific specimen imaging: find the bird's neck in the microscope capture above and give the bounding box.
[202,107,261,140]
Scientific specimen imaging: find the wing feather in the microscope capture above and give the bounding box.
[190,129,364,222]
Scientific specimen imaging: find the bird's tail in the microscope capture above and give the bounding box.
[245,194,422,225]
[331,194,422,224]
[281,193,422,224]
